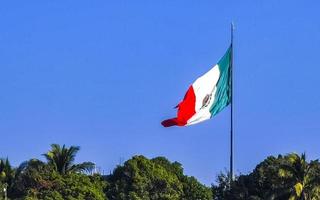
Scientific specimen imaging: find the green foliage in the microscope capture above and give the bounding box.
[3,143,320,200]
[181,176,213,200]
[105,155,212,200]
[10,159,57,198]
[0,158,14,190]
[43,144,94,175]
[25,173,107,200]
[10,159,107,200]
[213,153,320,200]
[7,144,105,200]
[279,153,320,200]
[0,158,13,200]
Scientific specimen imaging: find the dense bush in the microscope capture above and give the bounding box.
[24,173,107,200]
[213,153,320,200]
[105,155,212,200]
[8,159,106,200]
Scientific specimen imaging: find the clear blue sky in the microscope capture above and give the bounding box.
[1,1,320,185]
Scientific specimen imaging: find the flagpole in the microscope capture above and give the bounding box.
[230,22,234,183]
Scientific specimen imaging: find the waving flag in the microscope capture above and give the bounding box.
[162,46,232,127]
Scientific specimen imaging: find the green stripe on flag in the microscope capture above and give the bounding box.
[210,46,232,116]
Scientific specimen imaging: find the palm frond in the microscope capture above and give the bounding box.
[69,162,95,174]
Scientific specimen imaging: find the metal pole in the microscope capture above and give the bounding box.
[230,22,234,184]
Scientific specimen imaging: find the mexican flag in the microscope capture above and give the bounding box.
[161,46,232,127]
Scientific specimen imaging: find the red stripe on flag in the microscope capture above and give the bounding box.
[161,86,196,127]
[161,118,179,127]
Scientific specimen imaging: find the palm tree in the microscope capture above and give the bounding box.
[279,153,320,200]
[43,144,94,175]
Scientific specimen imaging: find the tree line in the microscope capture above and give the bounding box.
[0,144,319,200]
